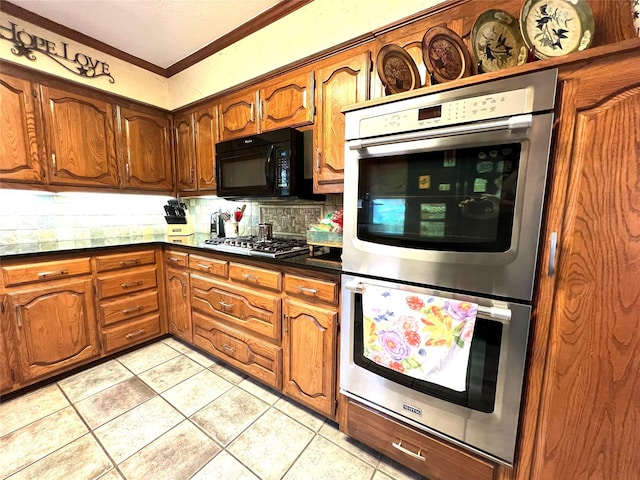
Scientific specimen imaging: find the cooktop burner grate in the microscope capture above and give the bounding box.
[201,236,308,258]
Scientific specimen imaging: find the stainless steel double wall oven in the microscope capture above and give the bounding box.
[340,69,558,465]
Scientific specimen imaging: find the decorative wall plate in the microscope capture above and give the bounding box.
[519,0,594,59]
[471,9,528,73]
[421,26,474,84]
[376,44,421,95]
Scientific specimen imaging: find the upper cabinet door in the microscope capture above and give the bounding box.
[314,51,371,194]
[0,73,43,184]
[193,106,218,192]
[174,112,196,193]
[40,85,119,187]
[260,70,315,132]
[118,106,173,192]
[218,89,259,141]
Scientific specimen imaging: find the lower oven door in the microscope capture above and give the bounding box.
[339,273,531,466]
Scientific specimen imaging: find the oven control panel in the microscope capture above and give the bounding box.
[359,88,530,138]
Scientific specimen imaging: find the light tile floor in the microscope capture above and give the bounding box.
[0,338,427,480]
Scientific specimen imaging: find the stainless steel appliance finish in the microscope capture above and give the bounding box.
[342,69,557,301]
[340,274,531,465]
[201,236,308,258]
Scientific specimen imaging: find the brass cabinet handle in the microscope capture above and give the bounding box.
[122,305,144,314]
[51,153,57,175]
[125,329,145,339]
[121,281,142,288]
[38,269,68,278]
[181,281,187,299]
[15,305,22,328]
[392,440,426,462]
[548,231,558,276]
[168,257,180,262]
[222,343,235,354]
[242,273,259,281]
[218,300,233,309]
[119,259,140,266]
[316,148,321,172]
[283,313,288,334]
[296,285,317,295]
[196,263,211,270]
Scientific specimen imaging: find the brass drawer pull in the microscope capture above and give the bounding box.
[218,300,234,309]
[125,329,145,339]
[168,257,181,262]
[121,281,142,288]
[119,259,140,266]
[391,440,426,462]
[242,273,259,281]
[15,305,22,328]
[296,285,317,295]
[122,305,144,314]
[222,343,235,354]
[196,263,211,270]
[38,269,68,278]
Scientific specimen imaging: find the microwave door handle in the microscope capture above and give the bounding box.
[348,114,533,150]
[345,281,511,324]
[265,144,275,189]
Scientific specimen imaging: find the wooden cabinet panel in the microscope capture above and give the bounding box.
[282,299,337,417]
[346,400,496,480]
[9,279,99,381]
[0,73,43,184]
[261,70,314,132]
[189,254,228,278]
[191,274,280,340]
[101,313,161,354]
[96,267,157,300]
[193,311,282,388]
[0,298,16,392]
[314,51,370,193]
[229,262,282,292]
[166,268,192,343]
[97,289,159,326]
[40,85,119,187]
[94,249,156,272]
[118,106,172,191]
[2,257,91,287]
[193,106,217,192]
[219,89,259,141]
[284,274,339,305]
[164,249,189,268]
[174,112,196,193]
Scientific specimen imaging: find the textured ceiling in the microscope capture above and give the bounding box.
[6,0,284,68]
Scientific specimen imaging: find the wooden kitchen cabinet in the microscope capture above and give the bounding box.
[174,104,218,195]
[0,298,16,393]
[313,49,370,193]
[117,105,173,192]
[166,267,192,343]
[94,249,161,354]
[219,69,315,142]
[0,72,44,184]
[7,278,100,382]
[40,85,119,187]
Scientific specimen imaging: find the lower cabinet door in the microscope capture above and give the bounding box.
[9,279,100,381]
[101,313,161,354]
[166,268,192,343]
[346,400,496,480]
[192,311,282,389]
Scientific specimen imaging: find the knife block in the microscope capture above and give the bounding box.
[165,211,194,236]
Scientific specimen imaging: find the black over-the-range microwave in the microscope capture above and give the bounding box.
[215,127,322,200]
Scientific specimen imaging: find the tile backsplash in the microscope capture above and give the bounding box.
[0,190,342,245]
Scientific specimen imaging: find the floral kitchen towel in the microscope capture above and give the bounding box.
[362,284,478,392]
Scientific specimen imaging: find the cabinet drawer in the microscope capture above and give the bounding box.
[189,254,228,278]
[346,401,496,480]
[229,262,281,292]
[101,313,161,354]
[164,250,188,268]
[2,258,91,287]
[96,267,157,300]
[98,289,159,326]
[94,250,156,272]
[193,312,281,389]
[191,274,280,340]
[284,274,339,305]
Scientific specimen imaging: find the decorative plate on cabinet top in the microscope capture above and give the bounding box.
[421,26,474,84]
[471,9,528,73]
[376,44,422,95]
[519,0,594,59]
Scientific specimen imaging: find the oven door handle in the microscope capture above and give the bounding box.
[347,114,533,150]
[345,281,512,324]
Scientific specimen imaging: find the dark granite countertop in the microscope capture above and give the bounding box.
[0,233,342,274]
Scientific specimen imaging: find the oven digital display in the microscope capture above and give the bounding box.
[418,105,442,121]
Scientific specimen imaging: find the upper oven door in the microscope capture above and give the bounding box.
[342,111,554,301]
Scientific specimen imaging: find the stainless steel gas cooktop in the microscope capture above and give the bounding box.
[200,236,308,258]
